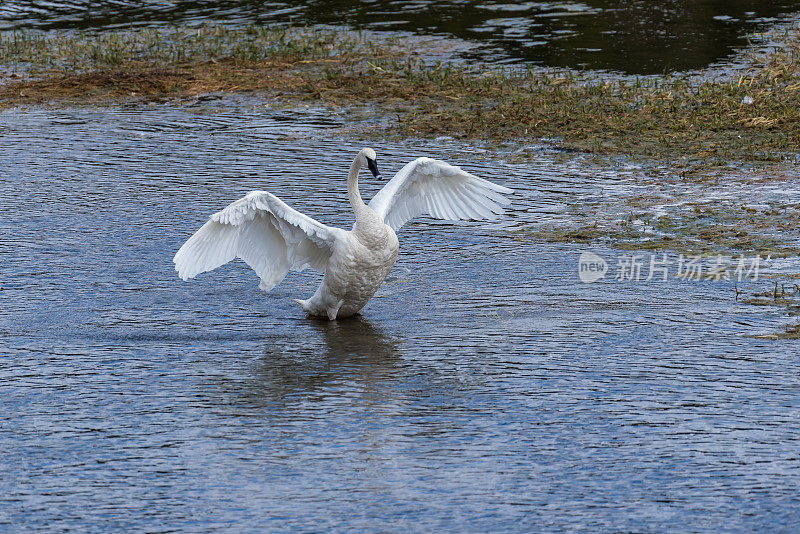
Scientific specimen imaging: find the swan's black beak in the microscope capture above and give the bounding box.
[367,158,381,179]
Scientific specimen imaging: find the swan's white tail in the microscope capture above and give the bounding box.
[293,298,311,312]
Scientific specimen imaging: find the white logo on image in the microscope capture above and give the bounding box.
[578,252,608,283]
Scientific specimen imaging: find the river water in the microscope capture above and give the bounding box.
[3,0,800,73]
[3,1,800,531]
[1,98,799,531]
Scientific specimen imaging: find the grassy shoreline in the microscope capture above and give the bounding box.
[1,24,799,164]
[3,26,800,251]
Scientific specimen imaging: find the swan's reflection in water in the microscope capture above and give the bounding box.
[232,316,404,412]
[311,315,401,363]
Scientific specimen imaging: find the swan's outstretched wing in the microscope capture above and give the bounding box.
[174,191,343,291]
[368,157,512,231]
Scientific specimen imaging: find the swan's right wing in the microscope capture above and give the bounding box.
[174,191,343,291]
[368,157,512,231]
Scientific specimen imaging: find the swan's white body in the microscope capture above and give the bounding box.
[174,148,512,320]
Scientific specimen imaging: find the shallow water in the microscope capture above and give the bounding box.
[1,98,800,531]
[3,1,800,73]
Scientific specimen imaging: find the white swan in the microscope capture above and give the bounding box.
[173,148,512,320]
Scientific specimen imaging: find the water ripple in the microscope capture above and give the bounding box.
[1,100,799,532]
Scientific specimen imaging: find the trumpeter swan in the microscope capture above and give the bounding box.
[173,148,512,319]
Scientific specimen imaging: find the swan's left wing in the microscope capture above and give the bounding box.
[174,191,343,291]
[368,157,512,231]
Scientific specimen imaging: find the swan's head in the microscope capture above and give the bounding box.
[359,147,381,179]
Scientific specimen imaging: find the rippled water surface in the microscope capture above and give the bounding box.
[2,99,800,532]
[3,1,800,73]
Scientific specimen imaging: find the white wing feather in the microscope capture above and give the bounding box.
[368,157,512,231]
[173,191,342,291]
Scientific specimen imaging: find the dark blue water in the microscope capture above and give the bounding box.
[1,99,799,531]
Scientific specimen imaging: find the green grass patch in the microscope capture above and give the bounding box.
[0,25,386,70]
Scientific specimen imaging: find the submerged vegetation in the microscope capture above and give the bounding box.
[745,282,800,339]
[1,24,799,164]
[518,166,800,258]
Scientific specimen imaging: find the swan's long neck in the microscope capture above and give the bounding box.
[348,157,367,215]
